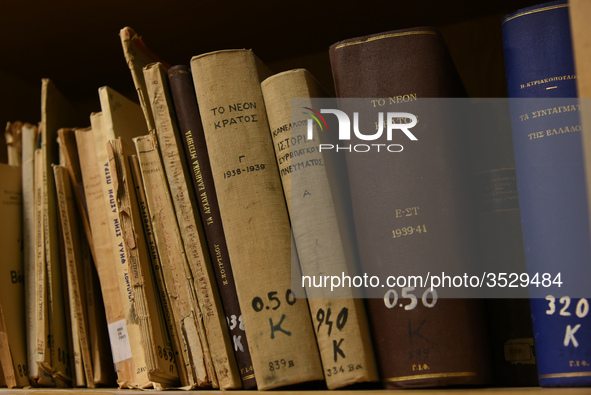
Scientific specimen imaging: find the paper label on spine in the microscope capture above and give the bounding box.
[107,319,133,363]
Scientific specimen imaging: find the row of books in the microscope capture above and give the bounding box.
[0,0,589,390]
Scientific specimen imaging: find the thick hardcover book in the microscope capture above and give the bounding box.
[261,68,379,389]
[143,63,242,389]
[329,27,492,388]
[0,163,29,388]
[168,64,256,389]
[503,0,591,386]
[107,138,180,386]
[133,133,215,388]
[191,49,324,390]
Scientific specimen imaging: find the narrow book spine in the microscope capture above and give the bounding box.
[54,165,94,386]
[191,49,324,390]
[503,0,591,386]
[168,64,256,389]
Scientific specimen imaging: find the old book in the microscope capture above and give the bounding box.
[36,78,83,385]
[21,123,38,385]
[144,62,242,389]
[467,104,538,386]
[32,147,55,387]
[57,128,94,257]
[329,27,492,388]
[120,26,168,131]
[168,64,256,389]
[95,86,169,388]
[191,49,324,390]
[503,0,591,386]
[53,165,92,387]
[133,133,215,388]
[107,138,180,386]
[127,153,193,388]
[261,68,379,389]
[57,128,116,386]
[0,163,29,388]
[76,122,136,387]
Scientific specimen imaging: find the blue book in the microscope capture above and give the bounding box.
[503,0,591,387]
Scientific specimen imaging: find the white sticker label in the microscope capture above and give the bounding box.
[107,319,133,364]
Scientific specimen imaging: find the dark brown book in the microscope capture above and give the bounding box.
[468,104,538,386]
[329,27,492,389]
[167,65,256,389]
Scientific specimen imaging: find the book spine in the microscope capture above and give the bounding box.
[329,27,492,388]
[91,110,153,389]
[0,164,29,388]
[191,49,324,390]
[54,165,93,387]
[40,79,71,384]
[107,138,180,386]
[261,68,379,389]
[75,125,135,387]
[467,103,538,387]
[22,124,38,385]
[128,153,196,388]
[167,64,256,389]
[143,63,242,390]
[503,0,591,386]
[133,133,215,388]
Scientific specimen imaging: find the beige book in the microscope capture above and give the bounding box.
[21,123,38,384]
[97,86,184,388]
[120,26,166,131]
[261,69,379,388]
[32,148,55,387]
[133,133,214,388]
[4,121,23,165]
[107,137,180,386]
[54,165,92,387]
[57,128,95,257]
[127,154,193,387]
[191,49,324,390]
[37,79,79,385]
[75,123,136,387]
[143,62,241,389]
[90,95,154,388]
[57,127,116,386]
[0,163,29,388]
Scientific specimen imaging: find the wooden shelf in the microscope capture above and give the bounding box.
[0,388,591,394]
